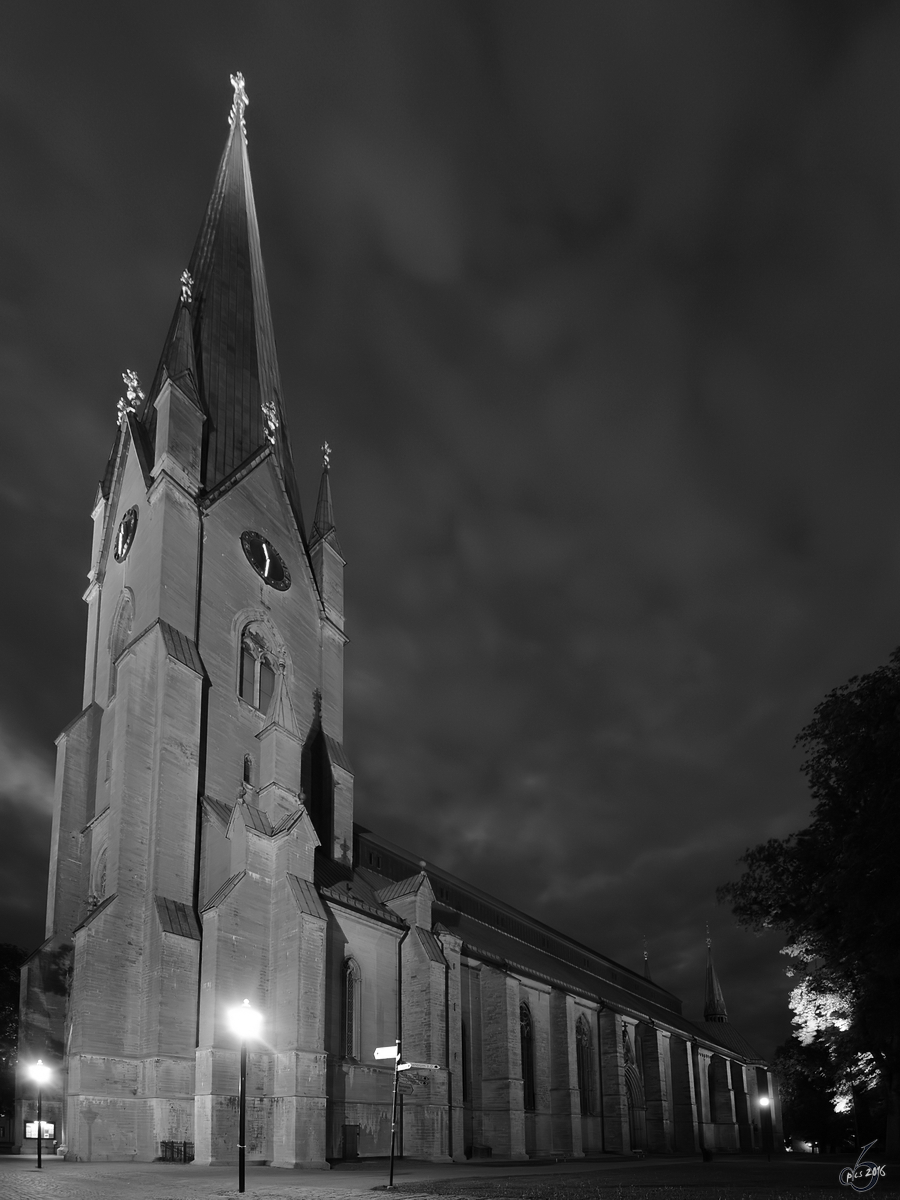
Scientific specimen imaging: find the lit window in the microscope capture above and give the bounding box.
[341,958,361,1059]
[108,590,134,698]
[461,1019,470,1101]
[238,626,278,714]
[520,1002,535,1112]
[576,1014,592,1115]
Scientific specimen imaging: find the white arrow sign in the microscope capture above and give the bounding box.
[402,1061,441,1071]
[374,1044,399,1060]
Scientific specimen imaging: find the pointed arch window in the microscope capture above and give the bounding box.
[576,1014,593,1115]
[520,1002,536,1112]
[91,846,108,903]
[108,590,134,699]
[341,958,361,1060]
[239,626,278,714]
[461,1018,470,1102]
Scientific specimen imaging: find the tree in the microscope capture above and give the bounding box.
[718,648,900,1159]
[775,1035,853,1152]
[0,944,28,1119]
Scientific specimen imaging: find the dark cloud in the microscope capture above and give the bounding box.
[2,0,900,1060]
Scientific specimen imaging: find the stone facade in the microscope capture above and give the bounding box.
[16,83,782,1166]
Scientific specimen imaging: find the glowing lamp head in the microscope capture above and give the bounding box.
[29,1060,51,1085]
[759,1095,770,1107]
[228,999,262,1041]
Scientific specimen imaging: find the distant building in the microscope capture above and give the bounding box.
[17,78,782,1166]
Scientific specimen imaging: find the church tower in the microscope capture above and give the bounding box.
[28,75,350,1166]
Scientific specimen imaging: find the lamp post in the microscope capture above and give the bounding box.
[28,1061,51,1169]
[227,1000,262,1193]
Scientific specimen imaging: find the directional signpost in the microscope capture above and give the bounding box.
[374,1041,441,1186]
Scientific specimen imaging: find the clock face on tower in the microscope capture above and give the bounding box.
[240,530,291,590]
[114,507,139,562]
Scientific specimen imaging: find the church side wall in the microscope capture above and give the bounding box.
[324,906,404,1160]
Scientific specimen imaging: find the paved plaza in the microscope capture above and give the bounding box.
[0,1153,896,1200]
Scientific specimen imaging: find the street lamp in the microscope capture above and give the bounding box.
[227,1000,262,1193]
[28,1060,52,1169]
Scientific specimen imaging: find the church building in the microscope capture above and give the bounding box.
[17,77,782,1167]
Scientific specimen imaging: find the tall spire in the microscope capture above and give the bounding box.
[141,74,304,530]
[704,927,728,1023]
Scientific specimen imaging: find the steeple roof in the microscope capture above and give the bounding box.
[704,936,728,1023]
[310,457,343,556]
[141,75,304,532]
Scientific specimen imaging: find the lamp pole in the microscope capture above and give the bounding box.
[28,1061,51,1169]
[228,1000,262,1194]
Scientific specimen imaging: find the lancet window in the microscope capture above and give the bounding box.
[520,1002,536,1112]
[576,1014,593,1114]
[341,958,361,1060]
[461,1019,470,1102]
[108,590,134,699]
[239,625,277,714]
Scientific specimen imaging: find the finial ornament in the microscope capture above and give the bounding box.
[322,441,331,469]
[229,72,249,135]
[706,922,712,950]
[180,269,194,305]
[261,397,279,444]
[117,369,144,427]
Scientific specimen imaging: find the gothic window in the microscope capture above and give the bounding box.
[108,590,134,698]
[238,626,278,714]
[520,1002,536,1112]
[91,846,108,901]
[341,958,361,1060]
[576,1014,593,1115]
[242,754,253,786]
[461,1019,470,1102]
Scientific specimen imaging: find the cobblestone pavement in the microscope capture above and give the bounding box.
[1,1154,895,1200]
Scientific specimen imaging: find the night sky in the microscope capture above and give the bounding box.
[3,0,899,1066]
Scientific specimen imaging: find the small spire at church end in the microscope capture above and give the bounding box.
[310,441,343,554]
[704,927,729,1023]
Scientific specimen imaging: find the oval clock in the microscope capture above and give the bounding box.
[240,530,291,591]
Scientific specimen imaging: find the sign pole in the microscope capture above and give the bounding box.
[389,1039,400,1188]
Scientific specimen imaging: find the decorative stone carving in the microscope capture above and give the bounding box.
[116,369,144,427]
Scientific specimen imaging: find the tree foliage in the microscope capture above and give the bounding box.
[718,648,900,1158]
[0,943,27,1118]
[775,1035,851,1151]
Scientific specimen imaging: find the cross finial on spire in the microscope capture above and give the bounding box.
[180,269,194,305]
[117,369,144,427]
[322,441,331,469]
[229,72,249,135]
[706,921,712,950]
